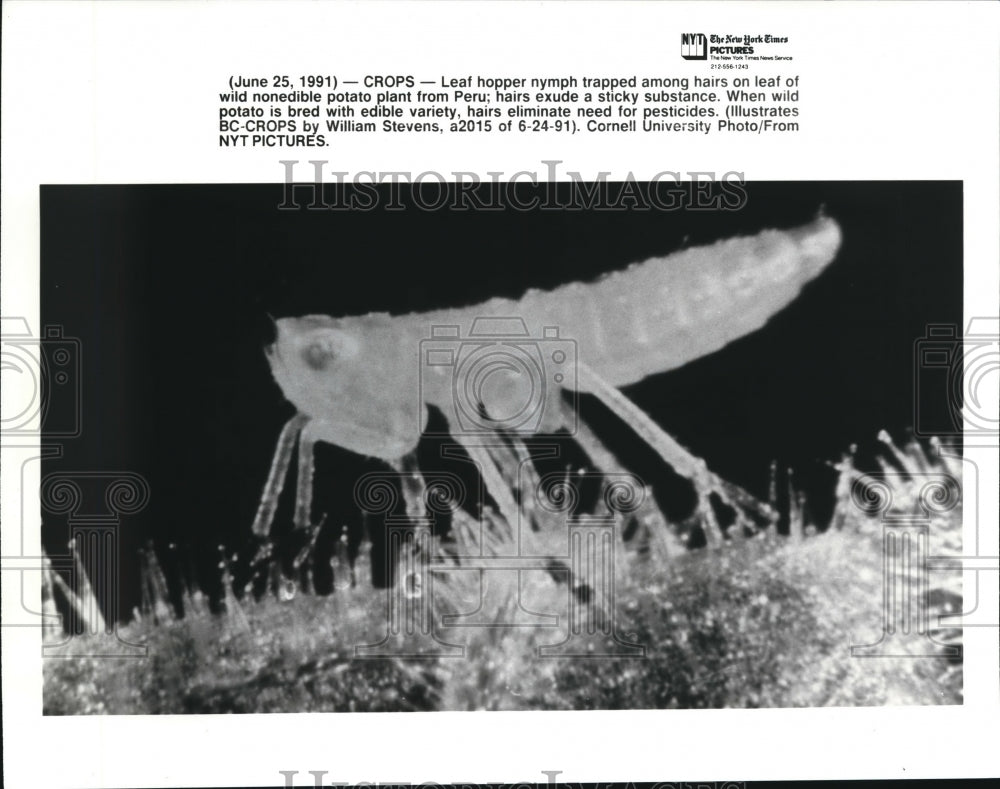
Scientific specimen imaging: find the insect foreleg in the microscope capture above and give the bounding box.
[576,361,774,544]
[252,413,310,537]
[294,422,324,532]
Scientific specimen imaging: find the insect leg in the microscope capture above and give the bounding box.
[558,400,674,555]
[503,433,544,533]
[290,422,329,583]
[451,433,521,539]
[387,452,428,521]
[484,433,568,560]
[577,361,774,544]
[251,413,310,537]
[294,421,322,529]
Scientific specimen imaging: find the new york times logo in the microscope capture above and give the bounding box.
[681,33,708,60]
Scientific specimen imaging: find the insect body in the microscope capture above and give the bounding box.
[253,216,842,545]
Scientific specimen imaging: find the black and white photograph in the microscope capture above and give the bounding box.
[3,2,998,786]
[37,180,966,713]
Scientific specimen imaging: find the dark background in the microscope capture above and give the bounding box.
[40,181,962,621]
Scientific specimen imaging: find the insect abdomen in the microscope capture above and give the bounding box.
[506,216,842,389]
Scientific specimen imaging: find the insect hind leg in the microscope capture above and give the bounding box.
[576,361,775,544]
[555,399,673,555]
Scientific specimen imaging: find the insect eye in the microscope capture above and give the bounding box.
[303,340,336,370]
[298,328,359,371]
